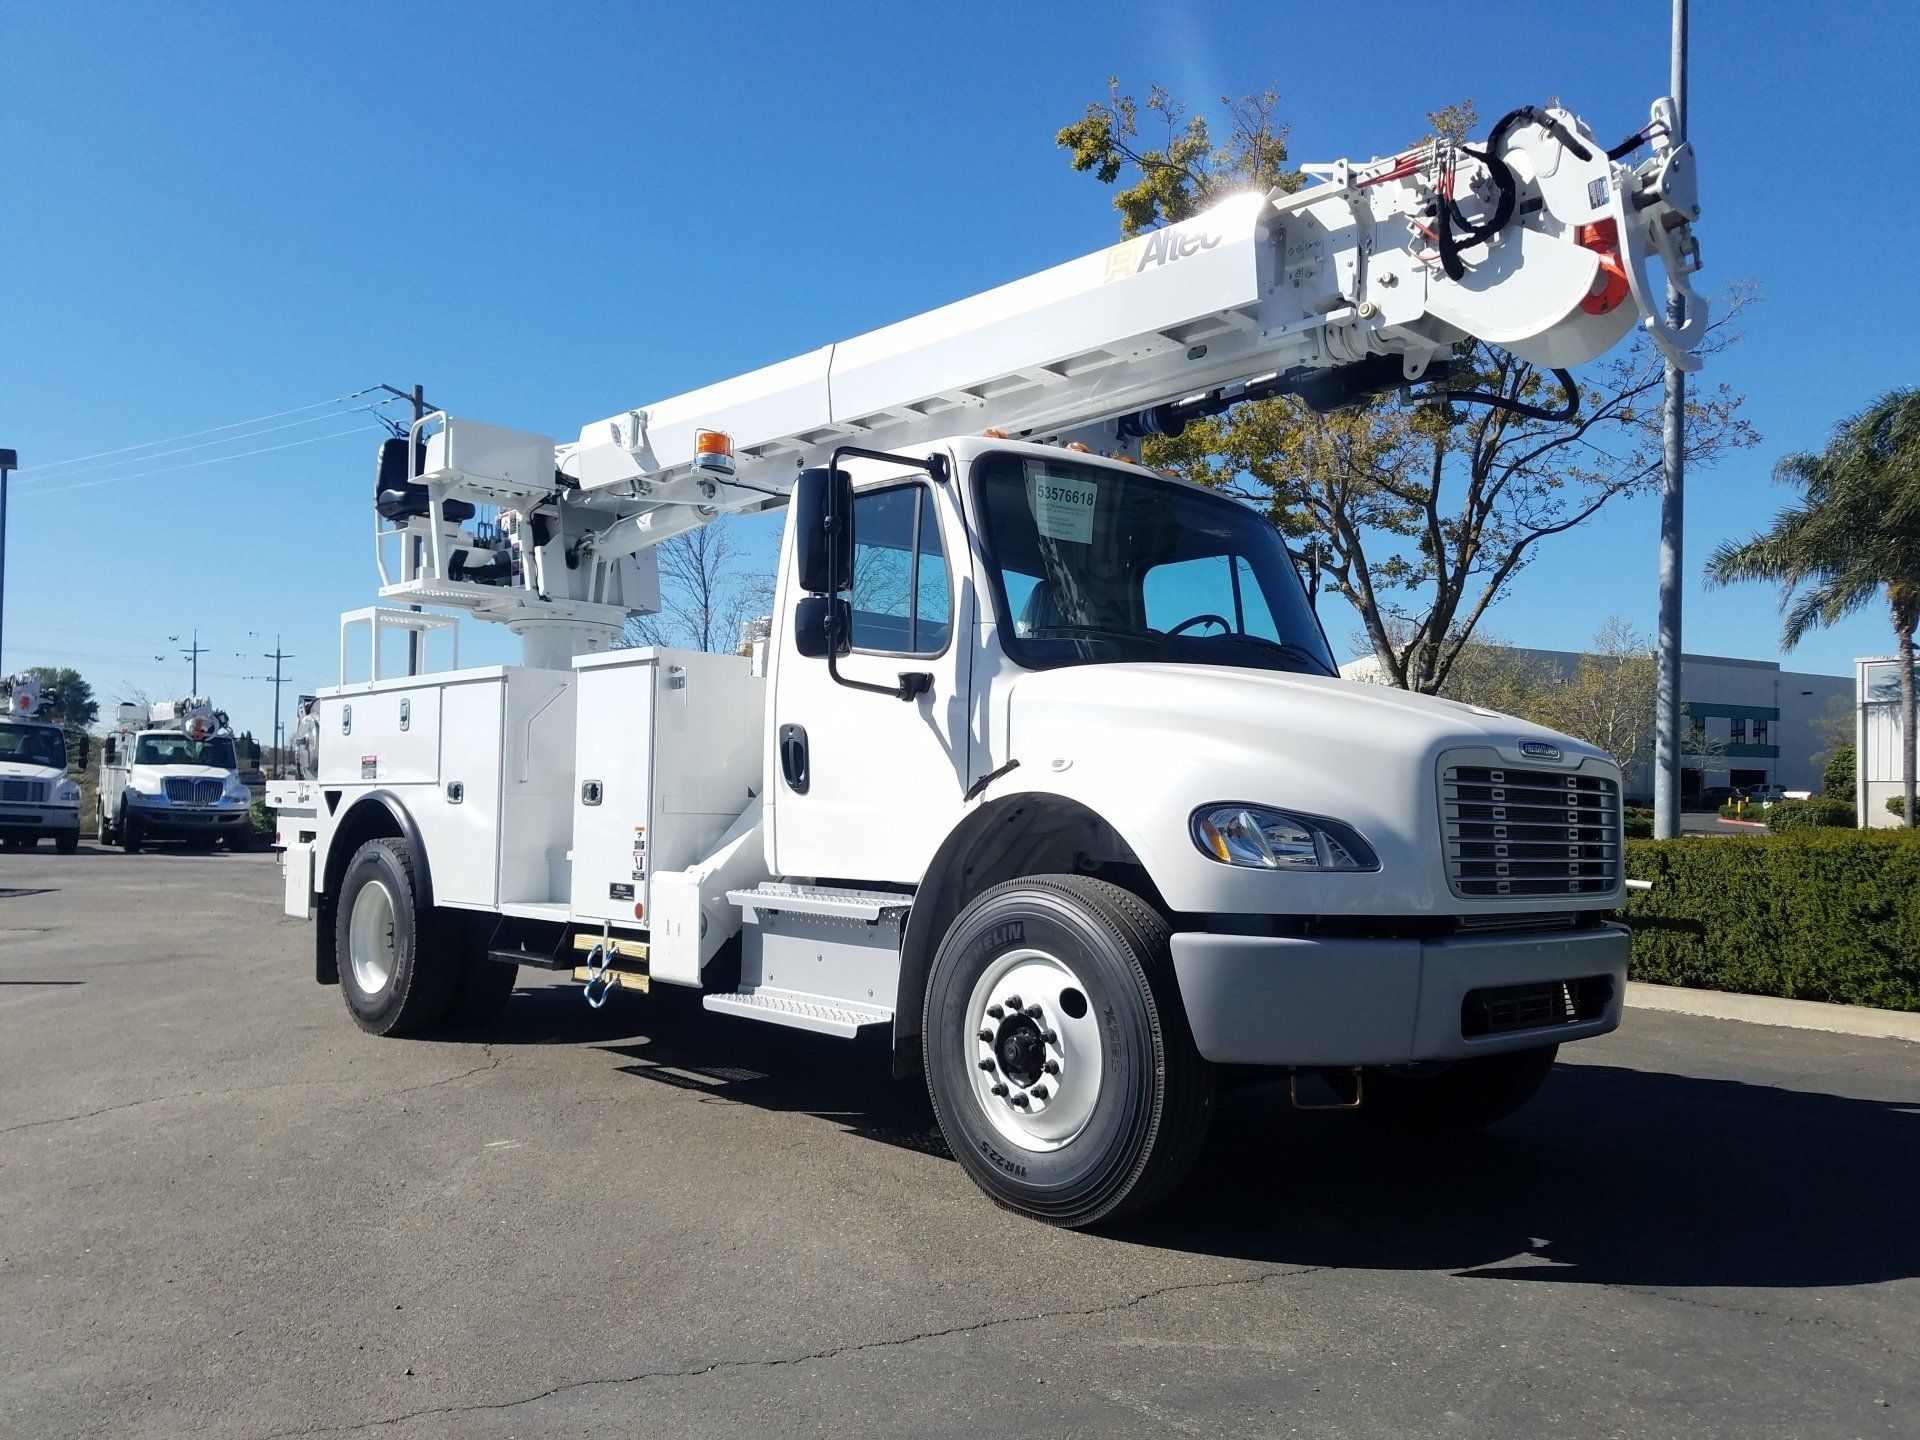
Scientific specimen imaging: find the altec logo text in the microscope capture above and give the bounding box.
[1103,225,1223,283]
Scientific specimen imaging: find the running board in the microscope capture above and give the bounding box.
[703,988,892,1039]
[727,883,910,923]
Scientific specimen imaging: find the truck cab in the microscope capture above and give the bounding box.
[0,698,82,854]
[99,700,254,851]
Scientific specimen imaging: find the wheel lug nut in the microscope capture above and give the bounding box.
[1011,1093,1030,1108]
[1025,1003,1043,1018]
[1005,994,1022,1010]
[1044,1060,1060,1075]
[990,1083,1008,1096]
[977,1029,994,1042]
[987,1005,1004,1019]
[1044,1030,1058,1045]
[1030,1084,1049,1101]
[978,1058,995,1071]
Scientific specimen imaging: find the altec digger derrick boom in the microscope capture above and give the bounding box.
[372,98,1703,664]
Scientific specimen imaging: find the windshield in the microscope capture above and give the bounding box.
[134,734,236,769]
[0,723,67,770]
[973,453,1336,676]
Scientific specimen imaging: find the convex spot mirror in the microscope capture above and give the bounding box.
[794,595,851,658]
[793,465,854,597]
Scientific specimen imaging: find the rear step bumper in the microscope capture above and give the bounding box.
[1169,923,1627,1067]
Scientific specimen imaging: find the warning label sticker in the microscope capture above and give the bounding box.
[1029,472,1097,544]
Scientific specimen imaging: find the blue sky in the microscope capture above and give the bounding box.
[3,0,1915,740]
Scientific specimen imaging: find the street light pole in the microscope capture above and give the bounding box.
[1653,0,1689,839]
[0,448,14,674]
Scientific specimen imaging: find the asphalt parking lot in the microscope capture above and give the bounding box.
[3,846,1916,1439]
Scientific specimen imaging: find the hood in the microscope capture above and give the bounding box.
[1008,662,1608,767]
[0,760,67,784]
[1004,662,1619,916]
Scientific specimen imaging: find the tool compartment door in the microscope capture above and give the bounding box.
[569,654,657,923]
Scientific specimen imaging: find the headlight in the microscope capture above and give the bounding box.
[1191,804,1379,872]
[53,779,81,805]
[222,776,252,804]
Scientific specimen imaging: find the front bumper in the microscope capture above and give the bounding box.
[1170,923,1628,1066]
[126,801,252,837]
[0,806,80,839]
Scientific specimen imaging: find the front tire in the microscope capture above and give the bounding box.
[335,837,455,1036]
[119,808,142,854]
[923,875,1212,1228]
[1364,1044,1559,1130]
[55,831,78,855]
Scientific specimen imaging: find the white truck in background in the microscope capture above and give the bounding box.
[99,696,256,852]
[0,674,82,853]
[271,100,1705,1225]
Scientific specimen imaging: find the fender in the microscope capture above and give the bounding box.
[892,789,1156,1077]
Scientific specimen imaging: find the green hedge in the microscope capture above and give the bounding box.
[1763,797,1855,831]
[1625,830,1920,1011]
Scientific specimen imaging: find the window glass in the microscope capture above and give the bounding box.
[133,735,237,768]
[974,453,1333,677]
[0,724,66,769]
[849,485,949,655]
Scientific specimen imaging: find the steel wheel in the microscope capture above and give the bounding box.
[964,947,1104,1152]
[347,877,398,995]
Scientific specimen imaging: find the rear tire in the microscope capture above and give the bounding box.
[1364,1045,1559,1130]
[334,837,455,1036]
[98,808,115,845]
[923,875,1212,1228]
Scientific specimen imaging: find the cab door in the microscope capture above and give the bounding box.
[769,464,972,884]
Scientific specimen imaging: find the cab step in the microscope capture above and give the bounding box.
[702,988,891,1039]
[726,883,910,923]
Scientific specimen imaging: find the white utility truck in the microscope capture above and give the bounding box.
[100,696,254,851]
[0,674,82,853]
[271,101,1705,1224]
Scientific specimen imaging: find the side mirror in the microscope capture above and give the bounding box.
[793,596,851,658]
[793,465,854,596]
[74,735,91,772]
[247,740,262,766]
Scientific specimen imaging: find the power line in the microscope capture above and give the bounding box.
[12,424,386,499]
[13,400,405,486]
[19,387,386,473]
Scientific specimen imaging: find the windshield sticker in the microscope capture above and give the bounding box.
[1029,472,1098,544]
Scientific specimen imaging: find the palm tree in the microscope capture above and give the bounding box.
[1706,389,1920,827]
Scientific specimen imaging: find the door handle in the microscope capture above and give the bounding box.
[779,724,809,795]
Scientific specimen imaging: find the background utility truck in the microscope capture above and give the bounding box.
[271,99,1706,1225]
[0,674,82,853]
[100,697,255,852]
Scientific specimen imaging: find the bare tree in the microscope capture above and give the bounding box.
[621,519,775,655]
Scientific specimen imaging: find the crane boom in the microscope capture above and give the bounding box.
[376,97,1703,657]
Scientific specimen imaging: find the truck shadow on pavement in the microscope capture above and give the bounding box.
[482,985,1920,1290]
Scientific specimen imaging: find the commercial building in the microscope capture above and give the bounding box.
[1855,656,1917,828]
[1341,647,1852,799]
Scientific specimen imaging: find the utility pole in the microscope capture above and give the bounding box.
[377,383,430,676]
[0,448,14,674]
[263,637,293,778]
[180,628,209,694]
[1652,0,1689,840]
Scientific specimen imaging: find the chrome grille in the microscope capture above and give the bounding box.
[1,778,48,804]
[1441,764,1620,898]
[164,776,223,806]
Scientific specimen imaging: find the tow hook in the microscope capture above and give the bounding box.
[1289,1067,1364,1110]
[581,943,614,1009]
